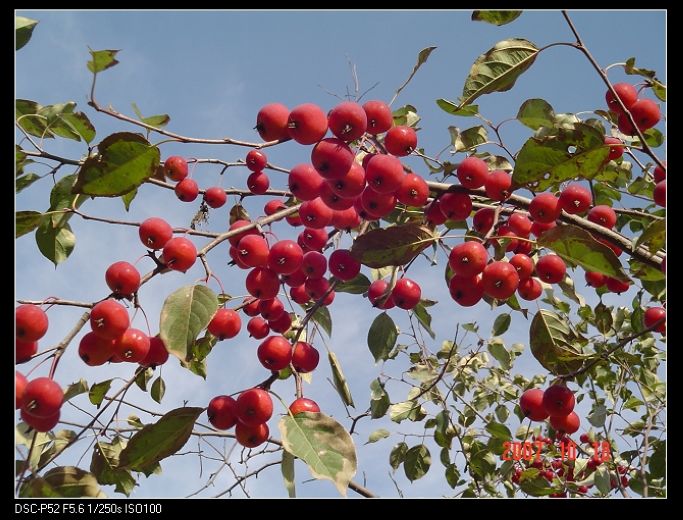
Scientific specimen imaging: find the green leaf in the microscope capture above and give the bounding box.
[454,126,488,152]
[119,407,203,471]
[593,466,611,495]
[488,338,511,370]
[538,224,630,282]
[471,10,522,25]
[310,305,332,337]
[57,111,96,143]
[35,221,75,266]
[335,273,371,294]
[135,367,154,392]
[486,422,512,440]
[513,124,610,190]
[634,219,665,254]
[16,211,44,238]
[390,401,426,423]
[350,223,435,268]
[279,412,357,497]
[519,469,555,496]
[460,38,539,107]
[393,47,437,102]
[73,132,160,197]
[281,449,296,498]
[392,104,421,128]
[367,429,390,444]
[16,99,53,139]
[328,351,354,407]
[370,378,390,419]
[16,173,41,193]
[587,404,607,427]
[16,16,39,50]
[25,467,105,498]
[88,49,120,73]
[89,379,113,407]
[151,377,165,404]
[529,310,585,376]
[404,445,431,482]
[413,301,435,339]
[624,57,666,102]
[492,313,511,336]
[434,410,453,449]
[558,275,585,306]
[642,128,664,148]
[63,379,89,402]
[649,441,665,479]
[436,99,479,117]
[90,439,135,496]
[121,188,137,212]
[131,103,170,129]
[390,442,408,471]
[367,312,398,363]
[516,98,555,130]
[445,464,460,488]
[159,284,218,360]
[594,302,613,334]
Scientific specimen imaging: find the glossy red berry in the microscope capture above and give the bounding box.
[365,154,404,194]
[559,184,592,215]
[543,385,575,417]
[385,126,417,156]
[302,251,327,279]
[90,300,130,340]
[425,199,448,226]
[247,171,270,195]
[246,149,268,172]
[288,103,328,145]
[550,411,580,434]
[520,389,549,421]
[288,164,324,201]
[587,205,617,229]
[327,101,367,142]
[653,161,666,183]
[16,304,49,342]
[654,180,665,207]
[448,241,488,277]
[605,276,630,294]
[509,254,534,280]
[113,328,150,363]
[535,255,567,284]
[237,388,273,427]
[164,156,188,182]
[268,310,293,334]
[139,217,173,250]
[21,377,63,417]
[605,83,638,113]
[363,100,393,135]
[16,372,28,409]
[207,395,238,430]
[328,162,366,200]
[630,99,661,131]
[228,220,260,247]
[174,178,199,202]
[485,170,512,201]
[257,335,292,371]
[140,335,169,367]
[457,156,489,189]
[482,261,520,300]
[245,267,280,300]
[236,422,270,448]
[21,409,60,432]
[643,307,666,334]
[517,277,542,301]
[585,271,606,288]
[299,227,329,251]
[360,188,397,218]
[448,274,484,307]
[328,249,361,281]
[290,285,310,305]
[311,138,354,180]
[396,173,429,207]
[258,298,285,321]
[529,193,561,223]
[78,332,115,366]
[162,237,197,272]
[473,207,496,234]
[289,398,320,415]
[319,182,354,210]
[256,103,290,142]
[292,341,320,373]
[105,261,141,297]
[368,280,395,309]
[530,220,556,238]
[208,308,242,340]
[392,278,421,310]
[604,137,624,161]
[204,187,227,208]
[264,199,287,216]
[268,240,304,275]
[16,339,37,363]
[299,198,333,229]
[508,213,532,237]
[439,192,472,221]
[305,277,330,301]
[247,317,270,339]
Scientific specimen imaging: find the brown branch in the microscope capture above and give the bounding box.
[17,298,94,309]
[48,311,91,379]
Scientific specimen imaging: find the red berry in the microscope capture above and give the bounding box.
[579,433,590,444]
[140,335,169,367]
[299,198,333,229]
[105,261,141,297]
[258,298,285,321]
[482,261,520,300]
[360,188,397,218]
[16,339,37,363]
[510,254,534,280]
[473,207,496,235]
[208,395,238,430]
[328,101,367,142]
[268,240,304,275]
[311,138,354,180]
[235,422,270,448]
[365,154,404,194]
[587,205,617,229]
[396,173,429,207]
[457,156,489,189]
[604,137,624,161]
[368,280,395,309]
[529,193,561,223]
[288,103,328,145]
[236,235,270,268]
[605,277,630,294]
[264,199,287,216]
[518,277,542,301]
[21,377,63,417]
[90,300,130,340]
[204,187,227,208]
[328,249,361,281]
[208,308,242,340]
[247,317,270,339]
[448,274,484,307]
[305,277,330,301]
[292,341,320,373]
[485,170,512,201]
[237,388,273,426]
[535,254,567,284]
[256,103,289,142]
[164,156,188,182]
[653,161,666,183]
[319,182,354,210]
[530,220,556,238]
[245,267,280,300]
[585,271,606,288]
[449,241,488,277]
[16,304,49,342]
[617,111,638,136]
[289,398,320,415]
[246,149,268,172]
[508,213,532,237]
[630,99,661,131]
[228,220,260,247]
[78,331,115,366]
[520,389,549,421]
[550,411,580,434]
[302,251,328,279]
[162,237,197,272]
[299,227,329,251]
[559,184,592,215]
[257,335,292,371]
[425,199,448,226]
[16,371,28,409]
[113,328,150,363]
[392,278,421,310]
[175,178,199,202]
[654,180,665,207]
[139,217,173,250]
[288,164,324,201]
[439,192,472,221]
[328,162,366,199]
[247,171,270,195]
[643,307,666,334]
[543,385,575,417]
[21,408,60,432]
[290,285,310,305]
[268,311,293,334]
[363,100,393,135]
[606,83,638,113]
[385,126,417,156]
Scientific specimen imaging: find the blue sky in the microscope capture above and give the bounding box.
[16,10,665,498]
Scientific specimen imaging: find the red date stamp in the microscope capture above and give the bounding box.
[501,440,612,462]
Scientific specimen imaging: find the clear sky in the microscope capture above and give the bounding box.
[16,10,665,498]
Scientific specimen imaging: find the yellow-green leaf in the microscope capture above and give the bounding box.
[350,223,435,268]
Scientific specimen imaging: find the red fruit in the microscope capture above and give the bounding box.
[16,372,28,409]
[363,100,394,135]
[495,225,519,252]
[508,213,532,237]
[247,317,270,339]
[457,156,489,189]
[578,485,589,494]
[299,227,329,251]
[113,328,150,363]
[654,180,665,207]
[162,237,197,272]
[425,199,448,226]
[140,335,169,367]
[21,409,60,432]
[257,335,292,371]
[78,331,115,366]
[630,99,661,131]
[605,277,630,294]
[550,411,580,434]
[264,199,287,216]
[311,138,354,180]
[644,307,666,334]
[90,300,130,340]
[290,285,310,305]
[230,246,250,269]
[16,339,37,363]
[543,385,575,417]
[236,422,270,448]
[579,433,590,443]
[268,311,293,333]
[256,103,290,142]
[328,249,361,281]
[288,103,328,145]
[485,170,512,201]
[473,207,496,235]
[175,178,199,202]
[439,192,472,221]
[514,240,533,256]
[228,219,260,247]
[302,251,328,279]
[604,137,624,161]
[385,126,417,156]
[105,261,141,297]
[606,83,638,113]
[247,171,270,195]
[236,235,269,268]
[617,111,638,136]
[204,187,227,208]
[396,173,429,207]
[289,164,324,201]
[365,154,404,194]
[653,161,666,183]
[510,254,534,280]
[328,101,367,142]
[360,188,397,218]
[207,395,238,430]
[518,277,542,301]
[587,205,617,229]
[621,476,630,488]
[164,156,189,182]
[268,240,304,275]
[139,217,173,250]
[21,377,63,417]
[16,304,49,342]
[392,278,421,310]
[448,274,484,307]
[559,184,592,215]
[246,149,268,172]
[305,277,330,300]
[245,267,280,300]
[529,193,561,223]
[482,261,520,300]
[448,241,488,277]
[535,254,566,284]
[289,398,320,415]
[299,198,333,229]
[237,388,273,427]
[585,271,606,288]
[319,182,354,210]
[292,341,320,373]
[368,279,395,309]
[530,220,556,238]
[286,212,303,229]
[328,162,366,199]
[208,308,242,340]
[258,298,285,321]
[520,389,549,421]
